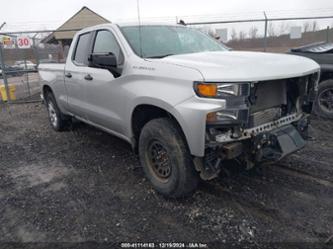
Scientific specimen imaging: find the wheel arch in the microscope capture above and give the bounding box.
[42,84,54,100]
[130,103,190,154]
[319,71,333,83]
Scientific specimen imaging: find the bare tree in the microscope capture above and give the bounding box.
[312,21,318,32]
[231,28,238,41]
[249,26,258,39]
[303,22,310,33]
[279,22,290,36]
[268,22,276,37]
[238,31,246,40]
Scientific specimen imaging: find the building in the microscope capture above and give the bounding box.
[42,6,110,47]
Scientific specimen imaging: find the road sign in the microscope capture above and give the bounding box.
[17,36,32,49]
[290,26,302,40]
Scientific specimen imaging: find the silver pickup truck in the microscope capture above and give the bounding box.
[39,23,320,197]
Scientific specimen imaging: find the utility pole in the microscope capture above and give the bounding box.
[263,12,268,52]
[327,26,330,43]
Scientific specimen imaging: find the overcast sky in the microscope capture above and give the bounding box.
[1,0,333,31]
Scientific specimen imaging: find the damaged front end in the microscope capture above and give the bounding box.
[194,72,319,180]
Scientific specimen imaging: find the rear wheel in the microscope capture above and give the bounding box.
[45,92,71,131]
[138,118,199,198]
[314,80,333,119]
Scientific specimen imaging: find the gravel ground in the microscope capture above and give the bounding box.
[0,103,332,249]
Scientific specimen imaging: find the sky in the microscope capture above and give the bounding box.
[1,0,333,32]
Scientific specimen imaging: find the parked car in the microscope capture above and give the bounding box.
[14,60,37,71]
[39,24,320,197]
[0,64,24,78]
[289,42,333,119]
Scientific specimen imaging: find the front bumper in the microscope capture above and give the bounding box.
[205,113,309,167]
[215,112,303,143]
[195,117,309,180]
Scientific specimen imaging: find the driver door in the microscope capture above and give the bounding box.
[83,29,126,135]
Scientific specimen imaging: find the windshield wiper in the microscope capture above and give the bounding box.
[146,54,175,59]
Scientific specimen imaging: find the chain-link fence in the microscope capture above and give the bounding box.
[0,13,333,104]
[0,30,74,104]
[185,13,333,52]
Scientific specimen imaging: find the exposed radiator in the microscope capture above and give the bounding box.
[250,80,287,113]
[249,107,282,127]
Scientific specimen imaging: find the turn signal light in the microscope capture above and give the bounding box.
[196,83,217,97]
[194,82,250,99]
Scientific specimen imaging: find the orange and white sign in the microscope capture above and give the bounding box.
[1,36,15,49]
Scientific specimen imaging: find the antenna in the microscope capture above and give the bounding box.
[137,0,143,57]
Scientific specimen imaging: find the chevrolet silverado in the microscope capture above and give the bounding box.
[39,23,320,197]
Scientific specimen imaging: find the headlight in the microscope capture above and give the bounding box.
[207,109,249,125]
[194,82,250,98]
[207,110,239,123]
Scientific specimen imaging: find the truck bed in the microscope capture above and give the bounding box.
[38,63,65,72]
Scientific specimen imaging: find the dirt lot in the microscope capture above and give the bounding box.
[0,103,332,248]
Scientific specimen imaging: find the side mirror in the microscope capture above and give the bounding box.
[89,53,117,69]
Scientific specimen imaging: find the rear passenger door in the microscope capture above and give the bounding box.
[64,32,93,119]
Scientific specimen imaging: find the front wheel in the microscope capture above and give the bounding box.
[138,118,199,198]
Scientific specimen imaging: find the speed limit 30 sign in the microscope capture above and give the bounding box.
[17,36,32,49]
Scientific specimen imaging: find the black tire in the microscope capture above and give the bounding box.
[45,91,71,131]
[314,80,333,119]
[138,118,199,198]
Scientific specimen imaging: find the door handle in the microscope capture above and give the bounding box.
[84,74,93,81]
[65,72,72,78]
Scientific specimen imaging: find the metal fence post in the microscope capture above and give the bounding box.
[263,12,268,52]
[0,43,11,103]
[32,34,40,66]
[24,48,31,97]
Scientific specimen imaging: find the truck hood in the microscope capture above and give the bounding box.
[159,51,320,82]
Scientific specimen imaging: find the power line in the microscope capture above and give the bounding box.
[186,14,333,26]
[1,8,333,33]
[3,8,333,27]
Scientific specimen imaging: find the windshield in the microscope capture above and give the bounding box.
[120,25,227,58]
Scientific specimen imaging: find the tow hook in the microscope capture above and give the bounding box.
[252,133,281,163]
